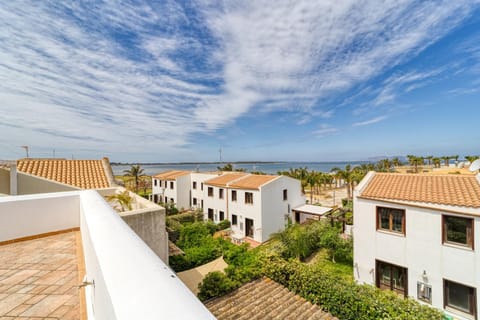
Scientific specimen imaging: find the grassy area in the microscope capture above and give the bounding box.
[306,248,353,280]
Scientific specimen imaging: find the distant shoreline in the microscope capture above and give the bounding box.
[111,160,363,166]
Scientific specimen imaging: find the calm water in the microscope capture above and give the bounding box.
[112,161,367,176]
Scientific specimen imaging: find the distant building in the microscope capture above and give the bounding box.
[152,170,305,243]
[354,172,480,320]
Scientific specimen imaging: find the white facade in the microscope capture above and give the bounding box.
[190,172,217,210]
[207,175,305,243]
[354,172,480,320]
[152,173,191,210]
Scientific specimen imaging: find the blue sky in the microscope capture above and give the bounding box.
[1,1,480,162]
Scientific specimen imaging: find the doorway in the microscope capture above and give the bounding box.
[245,218,254,238]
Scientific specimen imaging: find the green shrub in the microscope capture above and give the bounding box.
[177,222,211,249]
[198,271,237,301]
[262,258,442,320]
[216,219,231,231]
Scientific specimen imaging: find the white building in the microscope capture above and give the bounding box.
[354,172,480,320]
[203,173,305,243]
[152,170,191,210]
[152,170,306,244]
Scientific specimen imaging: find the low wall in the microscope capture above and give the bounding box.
[0,192,80,242]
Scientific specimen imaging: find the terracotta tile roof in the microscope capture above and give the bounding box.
[17,159,110,189]
[360,173,480,208]
[205,277,337,320]
[204,172,248,187]
[153,170,191,180]
[229,174,278,190]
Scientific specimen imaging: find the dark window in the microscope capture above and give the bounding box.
[219,211,225,221]
[164,181,167,188]
[444,279,476,317]
[201,183,204,191]
[219,188,224,199]
[192,198,197,205]
[417,282,432,304]
[283,189,288,200]
[208,208,214,221]
[443,215,474,249]
[232,190,237,201]
[170,181,174,189]
[154,179,158,187]
[245,192,253,204]
[170,198,174,203]
[376,207,405,234]
[193,181,197,189]
[376,260,408,297]
[232,214,238,225]
[208,187,214,197]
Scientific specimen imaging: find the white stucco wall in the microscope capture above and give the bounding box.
[190,173,217,210]
[354,193,480,320]
[229,188,262,241]
[203,184,229,222]
[261,176,305,242]
[175,175,191,210]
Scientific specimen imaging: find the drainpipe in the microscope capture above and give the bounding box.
[10,163,17,195]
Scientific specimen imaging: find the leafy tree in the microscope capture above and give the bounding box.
[392,157,402,167]
[217,163,246,172]
[123,164,144,192]
[465,155,479,163]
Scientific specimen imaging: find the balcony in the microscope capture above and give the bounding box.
[0,190,214,319]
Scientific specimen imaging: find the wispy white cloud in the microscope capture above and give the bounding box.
[312,124,339,137]
[0,0,478,160]
[353,116,388,127]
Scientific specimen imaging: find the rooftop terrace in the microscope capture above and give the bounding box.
[0,231,82,319]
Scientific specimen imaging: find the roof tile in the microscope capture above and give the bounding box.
[360,173,480,208]
[17,159,110,189]
[153,170,191,180]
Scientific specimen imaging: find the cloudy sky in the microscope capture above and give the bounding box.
[1,1,480,162]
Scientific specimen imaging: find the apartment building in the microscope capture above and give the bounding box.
[152,170,305,243]
[152,170,191,209]
[354,172,480,320]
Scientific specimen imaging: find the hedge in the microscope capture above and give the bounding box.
[262,257,442,320]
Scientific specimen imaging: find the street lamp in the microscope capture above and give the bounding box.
[21,146,29,158]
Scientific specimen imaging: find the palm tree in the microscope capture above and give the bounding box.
[441,156,450,167]
[106,190,133,212]
[407,155,423,173]
[331,165,356,199]
[465,155,479,163]
[123,164,144,192]
[392,157,402,167]
[432,157,441,168]
[425,156,433,166]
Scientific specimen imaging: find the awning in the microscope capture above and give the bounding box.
[292,204,333,216]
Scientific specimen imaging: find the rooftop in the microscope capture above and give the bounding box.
[293,204,333,216]
[360,172,480,208]
[229,174,278,190]
[205,277,337,320]
[153,170,191,180]
[0,231,82,319]
[16,159,110,189]
[204,172,248,187]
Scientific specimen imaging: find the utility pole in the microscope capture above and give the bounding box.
[219,147,223,163]
[21,146,29,158]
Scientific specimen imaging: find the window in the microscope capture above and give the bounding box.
[376,260,408,297]
[201,183,204,191]
[232,190,237,201]
[232,214,238,225]
[192,198,197,205]
[170,181,174,189]
[443,215,473,249]
[208,208,214,221]
[170,198,174,203]
[208,187,213,197]
[219,188,224,199]
[219,211,225,221]
[164,181,167,188]
[377,207,405,234]
[154,179,158,187]
[444,279,476,317]
[193,181,197,189]
[417,282,432,304]
[283,189,288,200]
[245,192,253,204]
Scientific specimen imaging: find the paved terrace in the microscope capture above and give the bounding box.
[0,231,83,319]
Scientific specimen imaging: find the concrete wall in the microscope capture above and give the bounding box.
[17,172,78,195]
[261,176,305,242]
[0,168,9,194]
[354,193,480,320]
[97,187,168,263]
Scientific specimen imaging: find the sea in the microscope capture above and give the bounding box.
[112,161,368,176]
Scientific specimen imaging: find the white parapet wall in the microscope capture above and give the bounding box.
[0,191,214,320]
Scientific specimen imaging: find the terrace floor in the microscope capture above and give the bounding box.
[0,230,84,319]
